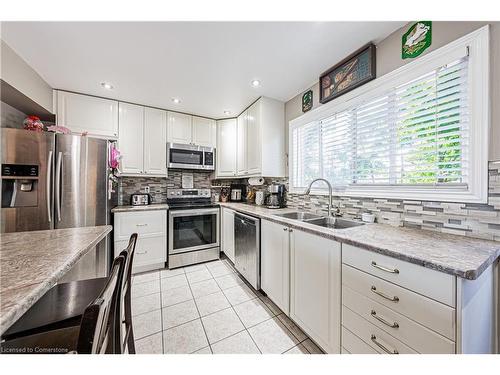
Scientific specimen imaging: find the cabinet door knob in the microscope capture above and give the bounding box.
[283,227,288,231]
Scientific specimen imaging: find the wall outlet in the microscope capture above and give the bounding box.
[145,186,150,193]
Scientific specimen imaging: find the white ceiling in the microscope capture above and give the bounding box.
[1,22,406,119]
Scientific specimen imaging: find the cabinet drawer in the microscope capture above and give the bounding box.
[115,235,166,271]
[342,264,455,340]
[342,306,417,354]
[343,286,455,353]
[114,210,166,241]
[342,244,456,307]
[342,327,378,354]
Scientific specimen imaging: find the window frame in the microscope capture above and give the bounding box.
[288,26,490,203]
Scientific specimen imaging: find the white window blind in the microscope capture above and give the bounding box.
[291,55,470,191]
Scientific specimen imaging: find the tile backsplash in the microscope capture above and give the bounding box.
[118,170,213,205]
[119,162,500,242]
[286,161,500,242]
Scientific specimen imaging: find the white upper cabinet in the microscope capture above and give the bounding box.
[246,100,262,175]
[118,103,167,176]
[167,112,216,147]
[144,107,167,175]
[167,112,192,144]
[118,102,144,174]
[216,118,237,178]
[192,116,216,147]
[56,91,118,139]
[219,97,285,178]
[236,111,247,176]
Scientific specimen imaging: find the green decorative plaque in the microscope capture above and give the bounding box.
[402,21,432,59]
[302,90,313,113]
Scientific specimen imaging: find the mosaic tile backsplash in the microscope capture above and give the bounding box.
[120,162,500,242]
[118,171,213,205]
[286,161,500,242]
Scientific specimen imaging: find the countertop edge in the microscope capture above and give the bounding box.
[220,203,500,280]
[111,204,169,213]
[0,225,112,335]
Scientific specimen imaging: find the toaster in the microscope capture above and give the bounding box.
[130,193,151,206]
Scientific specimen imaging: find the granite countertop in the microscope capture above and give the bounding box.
[0,225,112,335]
[111,204,169,213]
[220,202,500,280]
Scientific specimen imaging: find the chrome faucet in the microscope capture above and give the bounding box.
[304,178,340,218]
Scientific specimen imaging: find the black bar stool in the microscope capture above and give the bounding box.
[1,253,125,354]
[2,233,138,354]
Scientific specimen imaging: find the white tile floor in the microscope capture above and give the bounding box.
[131,258,324,354]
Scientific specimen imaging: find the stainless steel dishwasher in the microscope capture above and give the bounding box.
[234,212,260,290]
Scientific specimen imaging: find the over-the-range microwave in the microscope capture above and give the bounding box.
[167,142,215,171]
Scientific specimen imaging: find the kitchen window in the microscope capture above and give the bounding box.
[290,26,489,203]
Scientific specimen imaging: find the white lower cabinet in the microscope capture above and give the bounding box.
[289,228,341,354]
[341,243,496,354]
[114,210,167,273]
[222,208,235,263]
[261,220,290,315]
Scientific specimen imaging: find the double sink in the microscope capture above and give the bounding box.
[274,211,365,229]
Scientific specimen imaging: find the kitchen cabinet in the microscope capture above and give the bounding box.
[341,244,496,354]
[192,116,216,147]
[118,103,167,176]
[167,112,192,144]
[118,103,144,174]
[221,97,285,178]
[114,209,167,273]
[167,112,216,147]
[245,100,261,175]
[222,208,235,263]
[56,91,118,139]
[144,107,167,175]
[216,119,237,178]
[261,219,290,315]
[290,228,341,354]
[236,111,247,175]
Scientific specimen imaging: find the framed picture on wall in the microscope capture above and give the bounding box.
[319,43,376,104]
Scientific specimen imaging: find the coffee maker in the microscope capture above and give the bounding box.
[266,184,286,209]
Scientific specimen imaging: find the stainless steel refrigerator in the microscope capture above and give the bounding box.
[1,128,116,277]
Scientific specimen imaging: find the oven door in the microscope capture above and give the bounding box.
[168,208,220,254]
[167,144,204,170]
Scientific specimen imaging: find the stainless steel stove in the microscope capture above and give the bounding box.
[167,189,220,268]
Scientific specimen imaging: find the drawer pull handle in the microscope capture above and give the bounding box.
[370,334,399,354]
[370,310,399,328]
[136,223,148,227]
[370,286,399,302]
[137,250,148,255]
[371,261,399,274]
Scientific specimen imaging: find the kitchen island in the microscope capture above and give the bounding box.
[0,225,112,336]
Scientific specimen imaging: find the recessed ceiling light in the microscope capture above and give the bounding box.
[223,110,231,115]
[251,80,261,87]
[101,82,113,90]
[171,98,181,104]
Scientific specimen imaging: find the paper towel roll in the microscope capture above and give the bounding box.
[248,177,265,186]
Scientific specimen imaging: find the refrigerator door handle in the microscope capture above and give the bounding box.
[46,150,53,222]
[55,151,63,222]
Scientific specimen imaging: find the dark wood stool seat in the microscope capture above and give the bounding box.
[1,326,80,354]
[3,277,108,340]
[1,253,126,354]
